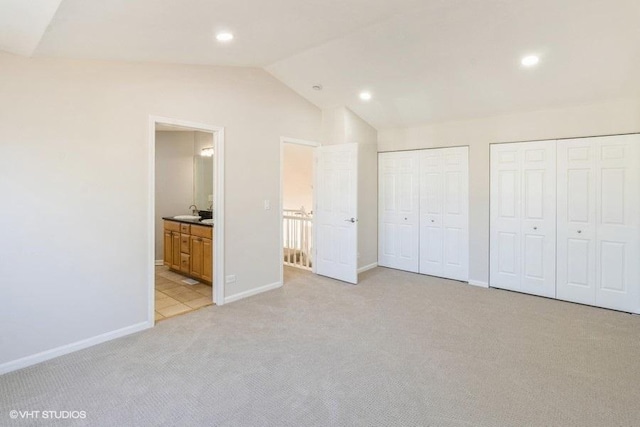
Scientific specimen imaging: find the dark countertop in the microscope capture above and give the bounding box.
[162,216,213,227]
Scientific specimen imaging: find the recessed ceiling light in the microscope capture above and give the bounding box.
[521,55,539,67]
[359,91,372,101]
[216,32,234,42]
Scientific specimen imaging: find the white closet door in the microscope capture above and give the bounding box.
[557,135,640,312]
[490,144,522,291]
[556,138,597,304]
[378,152,419,272]
[419,147,469,281]
[490,141,556,297]
[520,142,556,297]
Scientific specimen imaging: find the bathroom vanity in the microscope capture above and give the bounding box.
[163,218,213,284]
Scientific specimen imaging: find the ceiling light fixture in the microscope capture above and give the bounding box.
[521,55,539,67]
[201,147,214,157]
[359,91,372,101]
[216,32,234,42]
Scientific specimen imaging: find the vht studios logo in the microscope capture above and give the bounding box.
[9,410,87,420]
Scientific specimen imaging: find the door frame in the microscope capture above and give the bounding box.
[279,136,319,284]
[148,115,226,324]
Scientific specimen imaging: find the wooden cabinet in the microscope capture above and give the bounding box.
[163,220,214,285]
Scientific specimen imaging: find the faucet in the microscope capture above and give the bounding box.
[188,204,198,215]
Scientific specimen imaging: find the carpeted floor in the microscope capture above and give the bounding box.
[2,267,640,426]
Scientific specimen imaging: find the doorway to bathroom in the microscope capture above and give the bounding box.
[280,137,318,284]
[149,116,225,323]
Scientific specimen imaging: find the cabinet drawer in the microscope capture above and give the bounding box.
[164,220,180,232]
[180,253,190,273]
[180,234,190,254]
[180,224,191,234]
[191,225,212,239]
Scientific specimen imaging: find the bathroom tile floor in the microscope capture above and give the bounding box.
[155,266,213,322]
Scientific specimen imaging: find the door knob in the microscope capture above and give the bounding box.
[431,219,435,223]
[577,230,582,234]
[344,218,357,223]
[533,227,538,230]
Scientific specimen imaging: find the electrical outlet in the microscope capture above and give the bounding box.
[264,199,271,210]
[225,275,236,284]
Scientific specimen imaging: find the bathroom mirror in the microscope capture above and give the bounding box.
[194,153,213,211]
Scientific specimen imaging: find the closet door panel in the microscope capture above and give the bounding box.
[557,139,600,305]
[378,152,420,272]
[490,141,555,296]
[442,147,469,280]
[594,135,640,312]
[520,142,556,297]
[490,144,522,291]
[419,146,469,281]
[419,150,444,277]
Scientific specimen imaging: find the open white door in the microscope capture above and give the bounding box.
[315,143,358,284]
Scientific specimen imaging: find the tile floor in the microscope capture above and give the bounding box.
[155,266,213,322]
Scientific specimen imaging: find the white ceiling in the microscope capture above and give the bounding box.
[4,0,640,129]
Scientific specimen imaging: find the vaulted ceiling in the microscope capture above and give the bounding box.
[2,0,640,128]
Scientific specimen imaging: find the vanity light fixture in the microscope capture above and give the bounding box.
[359,91,372,101]
[216,32,234,42]
[201,147,214,157]
[521,55,540,67]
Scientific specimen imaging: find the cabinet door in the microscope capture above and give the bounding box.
[202,238,213,283]
[378,151,420,272]
[171,232,181,271]
[191,236,204,278]
[163,231,172,265]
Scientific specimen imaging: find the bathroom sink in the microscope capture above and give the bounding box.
[173,215,201,220]
[200,219,214,225]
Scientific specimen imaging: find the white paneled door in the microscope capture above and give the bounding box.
[315,143,358,284]
[490,141,556,297]
[378,152,420,272]
[419,147,469,281]
[557,135,640,312]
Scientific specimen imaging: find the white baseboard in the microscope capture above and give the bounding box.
[0,321,152,375]
[468,280,489,288]
[224,281,283,304]
[154,260,164,266]
[358,262,378,274]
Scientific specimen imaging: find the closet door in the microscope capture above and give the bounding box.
[419,147,469,281]
[520,142,556,297]
[557,135,640,312]
[490,141,556,297]
[378,152,420,272]
[556,139,596,305]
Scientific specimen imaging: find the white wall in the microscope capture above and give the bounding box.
[378,98,640,285]
[0,51,321,369]
[282,143,313,212]
[321,107,378,271]
[154,131,196,260]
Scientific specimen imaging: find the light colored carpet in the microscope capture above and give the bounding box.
[2,267,640,426]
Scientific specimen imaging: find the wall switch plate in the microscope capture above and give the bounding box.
[225,275,236,284]
[264,200,271,210]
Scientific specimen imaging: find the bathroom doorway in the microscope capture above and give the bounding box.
[280,137,318,285]
[149,116,225,323]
